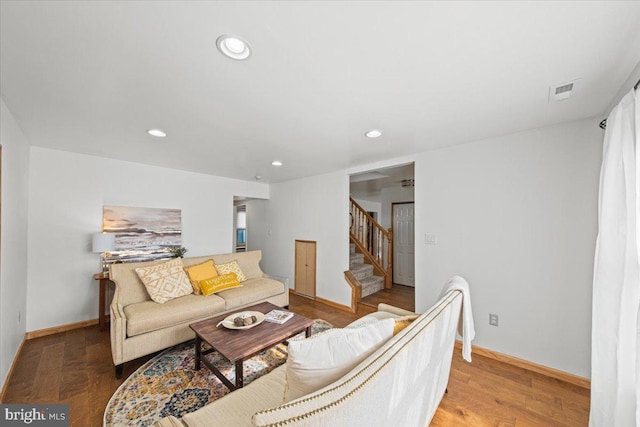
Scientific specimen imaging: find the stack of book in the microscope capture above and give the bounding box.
[264,309,294,324]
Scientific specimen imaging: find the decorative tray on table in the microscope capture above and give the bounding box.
[217,311,266,330]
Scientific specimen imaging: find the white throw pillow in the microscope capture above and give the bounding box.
[284,318,394,402]
[135,258,193,303]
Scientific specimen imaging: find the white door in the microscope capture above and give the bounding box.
[393,203,415,286]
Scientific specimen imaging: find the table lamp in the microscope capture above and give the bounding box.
[92,232,116,273]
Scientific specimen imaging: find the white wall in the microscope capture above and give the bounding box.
[414,117,602,378]
[245,198,269,254]
[26,147,268,332]
[0,99,30,386]
[257,171,351,306]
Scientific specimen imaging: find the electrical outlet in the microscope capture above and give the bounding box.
[489,313,499,327]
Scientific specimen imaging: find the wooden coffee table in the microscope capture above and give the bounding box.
[189,301,314,391]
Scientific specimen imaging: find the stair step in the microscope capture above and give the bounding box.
[349,261,364,269]
[361,276,384,298]
[349,253,364,266]
[351,264,374,281]
[349,243,356,254]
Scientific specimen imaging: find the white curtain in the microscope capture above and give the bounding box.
[590,87,640,426]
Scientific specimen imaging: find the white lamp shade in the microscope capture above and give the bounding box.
[92,233,115,253]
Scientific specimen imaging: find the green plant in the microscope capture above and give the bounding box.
[168,247,188,258]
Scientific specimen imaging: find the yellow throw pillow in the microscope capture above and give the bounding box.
[183,259,218,295]
[215,260,247,282]
[199,273,242,296]
[135,258,193,304]
[393,314,420,335]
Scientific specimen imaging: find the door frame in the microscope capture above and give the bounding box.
[391,201,415,286]
[232,202,247,253]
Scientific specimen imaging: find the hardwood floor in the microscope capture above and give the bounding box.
[434,351,589,426]
[361,283,415,312]
[2,292,589,426]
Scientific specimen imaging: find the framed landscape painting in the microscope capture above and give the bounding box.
[103,205,182,263]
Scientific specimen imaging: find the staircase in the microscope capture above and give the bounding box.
[350,243,385,297]
[344,197,393,310]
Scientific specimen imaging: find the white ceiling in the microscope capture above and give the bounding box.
[2,1,640,183]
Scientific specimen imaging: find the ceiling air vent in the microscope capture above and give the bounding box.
[549,79,580,102]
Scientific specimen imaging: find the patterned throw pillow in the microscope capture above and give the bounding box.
[135,258,193,303]
[199,273,242,296]
[215,260,247,282]
[183,259,218,295]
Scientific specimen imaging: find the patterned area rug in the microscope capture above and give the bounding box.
[104,319,333,427]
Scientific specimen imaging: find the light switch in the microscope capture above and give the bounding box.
[425,233,437,245]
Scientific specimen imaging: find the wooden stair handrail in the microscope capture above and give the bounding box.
[349,197,393,289]
[350,198,391,241]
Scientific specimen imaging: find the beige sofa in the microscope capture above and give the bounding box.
[154,286,467,427]
[109,250,289,377]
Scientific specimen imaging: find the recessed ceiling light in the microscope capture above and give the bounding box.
[216,35,251,60]
[365,129,383,138]
[147,129,167,137]
[271,160,283,167]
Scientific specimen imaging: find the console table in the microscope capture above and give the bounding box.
[93,272,113,331]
